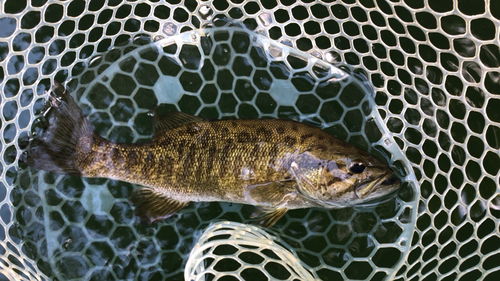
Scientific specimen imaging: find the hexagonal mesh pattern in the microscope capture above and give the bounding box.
[185,221,317,280]
[0,1,498,281]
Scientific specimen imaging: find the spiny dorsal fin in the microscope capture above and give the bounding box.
[152,111,203,135]
[130,188,189,224]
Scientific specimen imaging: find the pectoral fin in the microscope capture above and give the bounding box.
[247,181,297,227]
[247,180,297,205]
[252,207,289,228]
[130,188,189,224]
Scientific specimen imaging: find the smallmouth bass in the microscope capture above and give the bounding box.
[21,83,400,227]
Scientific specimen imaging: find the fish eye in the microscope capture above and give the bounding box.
[349,163,366,174]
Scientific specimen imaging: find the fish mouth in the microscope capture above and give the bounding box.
[380,176,401,186]
[355,171,400,199]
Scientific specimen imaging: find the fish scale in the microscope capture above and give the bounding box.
[21,82,400,227]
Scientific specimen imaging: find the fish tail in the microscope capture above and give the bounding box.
[20,82,95,175]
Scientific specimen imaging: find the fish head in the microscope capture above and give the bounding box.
[290,145,400,208]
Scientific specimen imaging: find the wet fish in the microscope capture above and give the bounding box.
[21,82,400,227]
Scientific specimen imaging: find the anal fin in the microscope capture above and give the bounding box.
[152,111,203,135]
[130,188,189,224]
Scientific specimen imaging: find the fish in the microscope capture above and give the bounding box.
[20,82,400,227]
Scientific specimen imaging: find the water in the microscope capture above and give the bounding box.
[5,25,417,280]
[3,0,500,280]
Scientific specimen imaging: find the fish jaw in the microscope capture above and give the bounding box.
[286,147,401,209]
[302,174,400,209]
[354,171,401,201]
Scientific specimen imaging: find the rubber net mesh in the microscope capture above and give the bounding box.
[0,1,499,280]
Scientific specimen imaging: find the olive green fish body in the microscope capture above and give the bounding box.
[22,83,400,227]
[81,120,329,206]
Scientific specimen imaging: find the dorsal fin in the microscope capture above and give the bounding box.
[152,111,203,135]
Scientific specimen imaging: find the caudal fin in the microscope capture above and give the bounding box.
[20,82,94,175]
